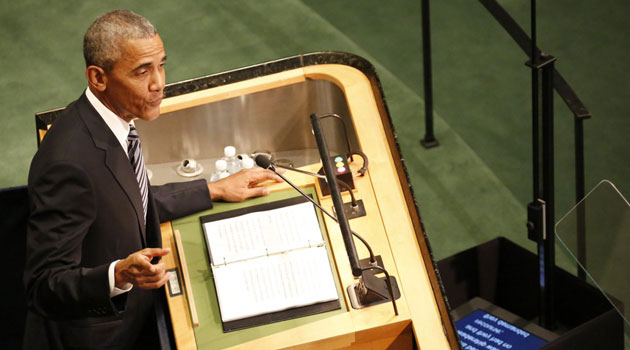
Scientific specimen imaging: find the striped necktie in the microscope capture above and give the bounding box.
[127,125,148,223]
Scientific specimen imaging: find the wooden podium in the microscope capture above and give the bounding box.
[34,52,458,349]
[155,54,458,349]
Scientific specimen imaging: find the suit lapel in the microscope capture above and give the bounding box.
[75,93,147,246]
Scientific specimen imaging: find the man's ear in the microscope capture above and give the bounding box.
[86,65,107,92]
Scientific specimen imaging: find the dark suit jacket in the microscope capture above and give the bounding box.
[24,93,213,349]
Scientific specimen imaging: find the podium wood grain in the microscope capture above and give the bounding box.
[160,223,197,350]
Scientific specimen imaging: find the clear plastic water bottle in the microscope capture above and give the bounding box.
[210,159,230,182]
[223,146,241,174]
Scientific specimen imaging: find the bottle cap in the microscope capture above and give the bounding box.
[241,157,254,169]
[215,159,227,171]
[224,146,236,157]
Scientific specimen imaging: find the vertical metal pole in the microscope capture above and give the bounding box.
[528,0,555,330]
[530,0,540,200]
[532,63,546,327]
[420,0,439,148]
[575,119,587,280]
[531,0,537,60]
[531,73,540,200]
[540,60,556,329]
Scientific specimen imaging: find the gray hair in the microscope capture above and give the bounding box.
[83,10,158,70]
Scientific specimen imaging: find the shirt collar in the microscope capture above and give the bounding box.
[85,87,133,152]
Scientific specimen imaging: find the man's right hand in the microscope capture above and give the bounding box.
[207,167,282,202]
[114,248,171,289]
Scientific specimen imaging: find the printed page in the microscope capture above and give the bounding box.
[211,246,338,322]
[203,201,324,265]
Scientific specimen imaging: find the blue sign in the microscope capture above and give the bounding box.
[455,309,548,350]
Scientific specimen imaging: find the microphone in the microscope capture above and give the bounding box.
[253,153,273,170]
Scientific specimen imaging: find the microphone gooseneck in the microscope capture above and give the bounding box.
[272,163,358,208]
[255,154,375,264]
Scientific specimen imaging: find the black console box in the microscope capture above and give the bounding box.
[437,237,624,350]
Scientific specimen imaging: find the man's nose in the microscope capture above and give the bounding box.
[149,71,165,92]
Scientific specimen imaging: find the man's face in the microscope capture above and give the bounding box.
[102,34,166,122]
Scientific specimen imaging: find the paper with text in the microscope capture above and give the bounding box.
[212,246,338,322]
[202,200,339,323]
[203,201,325,265]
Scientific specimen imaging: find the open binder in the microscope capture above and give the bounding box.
[200,195,341,332]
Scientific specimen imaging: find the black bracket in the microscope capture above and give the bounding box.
[527,199,546,242]
[343,199,366,219]
[346,256,401,310]
[332,199,366,220]
[525,53,557,70]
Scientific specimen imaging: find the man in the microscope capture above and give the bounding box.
[24,10,280,349]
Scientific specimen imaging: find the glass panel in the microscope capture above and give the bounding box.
[555,180,630,347]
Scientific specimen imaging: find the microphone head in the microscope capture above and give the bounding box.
[254,154,274,170]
